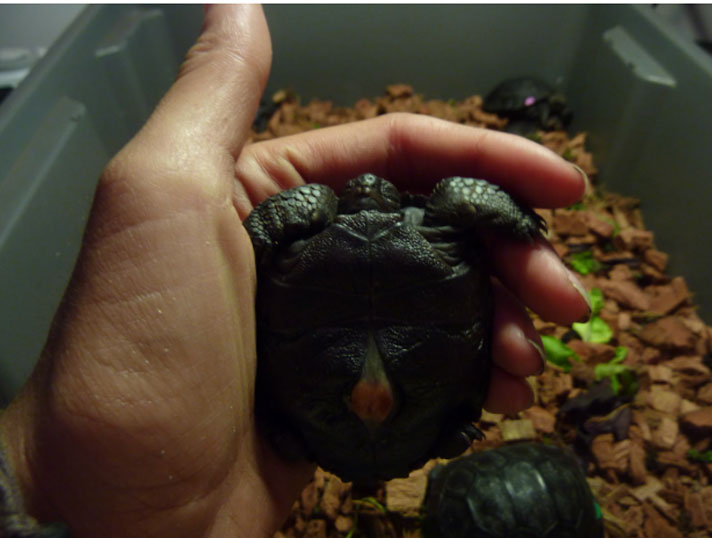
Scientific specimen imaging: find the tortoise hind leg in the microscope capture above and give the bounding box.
[429,403,486,459]
[430,420,485,459]
[423,177,546,241]
[256,407,312,462]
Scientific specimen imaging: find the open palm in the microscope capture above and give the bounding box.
[0,6,589,538]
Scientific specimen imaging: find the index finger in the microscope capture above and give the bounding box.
[235,112,586,214]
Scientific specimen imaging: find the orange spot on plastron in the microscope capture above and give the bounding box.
[350,379,394,424]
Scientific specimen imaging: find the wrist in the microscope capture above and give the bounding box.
[1,380,67,535]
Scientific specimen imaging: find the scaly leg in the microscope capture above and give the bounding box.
[243,184,338,266]
[423,177,546,241]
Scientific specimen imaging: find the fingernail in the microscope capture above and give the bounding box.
[528,338,547,375]
[571,164,591,195]
[567,269,592,322]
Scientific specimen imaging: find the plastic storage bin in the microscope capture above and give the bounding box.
[1,5,710,402]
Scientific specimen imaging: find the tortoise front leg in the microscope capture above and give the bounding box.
[243,184,338,267]
[423,177,546,241]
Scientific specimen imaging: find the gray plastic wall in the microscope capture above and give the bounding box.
[1,5,711,403]
[0,6,202,402]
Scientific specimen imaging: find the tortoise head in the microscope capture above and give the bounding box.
[338,174,401,214]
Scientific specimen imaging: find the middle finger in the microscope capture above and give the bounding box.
[487,235,591,325]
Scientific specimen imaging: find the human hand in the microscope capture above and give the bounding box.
[0,5,589,538]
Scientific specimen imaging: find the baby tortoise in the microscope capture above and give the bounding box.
[244,174,545,481]
[483,76,573,135]
[423,442,605,538]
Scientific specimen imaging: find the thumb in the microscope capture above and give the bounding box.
[128,5,272,167]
